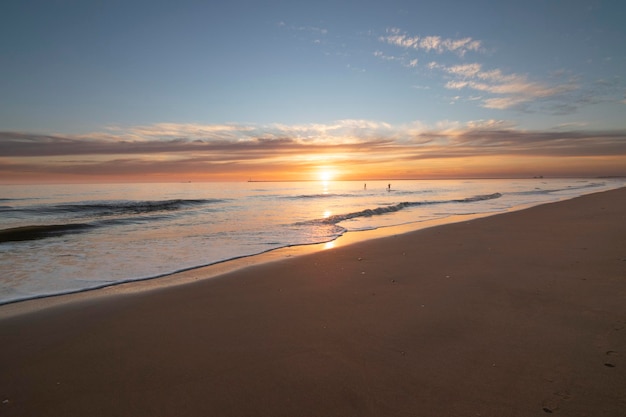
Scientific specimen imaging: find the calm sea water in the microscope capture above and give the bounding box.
[1,178,623,304]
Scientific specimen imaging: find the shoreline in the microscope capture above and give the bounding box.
[0,188,575,319]
[1,180,622,314]
[0,210,499,318]
[1,187,625,416]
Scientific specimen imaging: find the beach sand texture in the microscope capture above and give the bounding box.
[1,188,625,416]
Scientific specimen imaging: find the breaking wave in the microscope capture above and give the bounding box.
[0,223,96,243]
[305,193,502,225]
[510,181,607,196]
[0,198,227,243]
[17,198,225,217]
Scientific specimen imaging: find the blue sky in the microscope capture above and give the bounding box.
[1,0,625,182]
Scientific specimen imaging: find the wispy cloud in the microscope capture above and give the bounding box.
[379,28,482,56]
[441,63,577,109]
[375,28,588,113]
[278,21,329,46]
[0,120,398,157]
[373,50,418,68]
[1,121,625,181]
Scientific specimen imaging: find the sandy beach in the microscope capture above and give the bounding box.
[1,187,625,416]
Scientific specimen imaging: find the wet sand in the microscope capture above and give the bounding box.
[1,188,625,416]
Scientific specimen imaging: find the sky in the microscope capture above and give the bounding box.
[1,0,625,183]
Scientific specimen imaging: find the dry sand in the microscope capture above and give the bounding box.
[1,188,625,416]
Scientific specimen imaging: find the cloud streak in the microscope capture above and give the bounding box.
[441,63,577,110]
[379,28,482,56]
[376,28,586,112]
[1,121,625,182]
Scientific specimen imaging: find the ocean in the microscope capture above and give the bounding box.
[1,178,623,305]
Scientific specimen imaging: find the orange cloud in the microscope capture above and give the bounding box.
[1,121,625,183]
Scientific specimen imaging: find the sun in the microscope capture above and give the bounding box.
[318,168,336,182]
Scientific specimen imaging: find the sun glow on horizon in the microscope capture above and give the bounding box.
[317,168,337,182]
